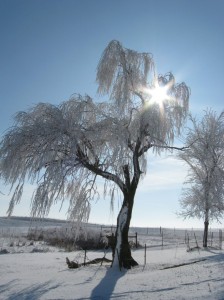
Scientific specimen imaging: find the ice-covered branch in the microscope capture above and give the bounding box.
[177,109,224,227]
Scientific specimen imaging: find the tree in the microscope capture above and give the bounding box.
[177,110,224,247]
[0,40,189,268]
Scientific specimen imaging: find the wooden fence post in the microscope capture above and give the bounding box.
[187,233,190,251]
[219,230,222,250]
[144,244,146,265]
[161,231,163,249]
[135,232,138,248]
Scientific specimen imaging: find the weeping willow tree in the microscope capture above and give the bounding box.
[0,40,189,269]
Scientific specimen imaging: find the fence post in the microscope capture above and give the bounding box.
[187,233,190,251]
[219,230,222,250]
[135,232,138,248]
[144,244,146,265]
[84,249,87,266]
[161,231,163,249]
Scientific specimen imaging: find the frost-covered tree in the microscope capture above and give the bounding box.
[0,40,189,268]
[178,110,224,247]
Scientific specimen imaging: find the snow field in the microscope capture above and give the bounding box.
[0,218,223,299]
[0,241,224,299]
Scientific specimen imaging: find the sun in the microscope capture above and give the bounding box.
[144,80,171,107]
[138,77,175,113]
[149,83,170,104]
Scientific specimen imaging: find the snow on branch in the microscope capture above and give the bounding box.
[177,109,224,223]
[96,40,155,111]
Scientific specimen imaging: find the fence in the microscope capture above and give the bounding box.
[134,227,223,250]
[53,226,218,251]
[0,221,223,252]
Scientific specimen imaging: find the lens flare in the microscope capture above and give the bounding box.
[144,81,171,107]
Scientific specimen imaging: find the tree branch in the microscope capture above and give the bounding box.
[76,145,126,193]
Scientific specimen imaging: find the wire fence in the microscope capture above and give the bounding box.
[99,226,223,250]
[0,221,223,252]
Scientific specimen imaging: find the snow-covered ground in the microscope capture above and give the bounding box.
[0,217,223,300]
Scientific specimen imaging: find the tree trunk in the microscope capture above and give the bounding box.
[112,190,138,269]
[203,220,209,248]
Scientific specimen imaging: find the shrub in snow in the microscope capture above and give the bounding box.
[27,226,106,251]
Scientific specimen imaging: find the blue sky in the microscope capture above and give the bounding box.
[0,0,224,228]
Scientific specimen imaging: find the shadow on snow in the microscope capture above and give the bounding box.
[90,267,126,299]
[0,280,18,294]
[7,281,59,300]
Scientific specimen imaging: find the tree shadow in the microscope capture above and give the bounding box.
[0,280,18,294]
[7,281,59,300]
[90,267,126,299]
[202,248,224,265]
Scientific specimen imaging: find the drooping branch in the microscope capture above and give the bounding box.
[96,40,155,111]
[76,145,126,193]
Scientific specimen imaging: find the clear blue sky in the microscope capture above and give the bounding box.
[0,0,224,228]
